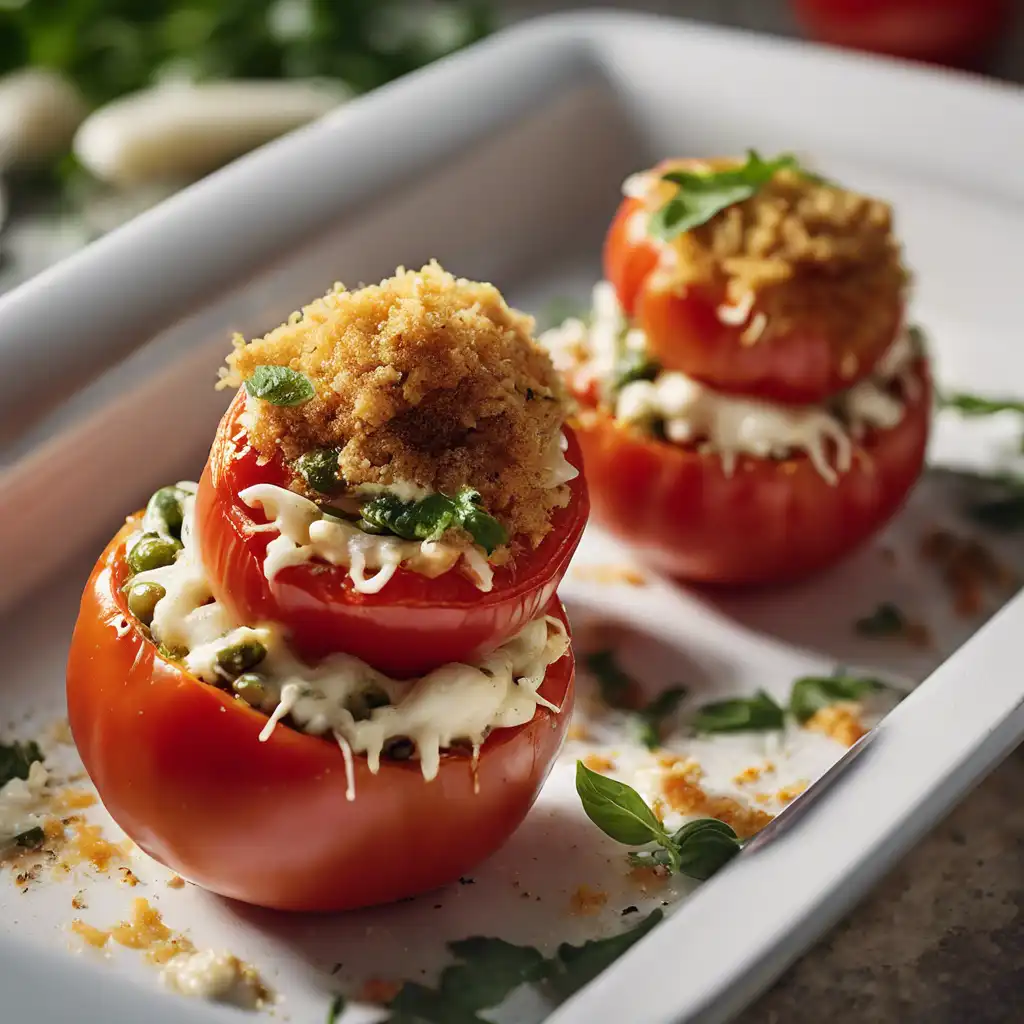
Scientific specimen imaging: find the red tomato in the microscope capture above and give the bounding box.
[196,391,588,677]
[66,519,575,912]
[572,364,930,585]
[791,0,1009,65]
[603,196,659,318]
[637,279,904,405]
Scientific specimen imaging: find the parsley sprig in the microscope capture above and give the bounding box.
[360,488,508,555]
[649,150,807,242]
[0,740,43,789]
[576,763,741,879]
[370,908,662,1022]
[244,365,316,407]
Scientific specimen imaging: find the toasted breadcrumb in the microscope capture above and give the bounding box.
[641,163,905,358]
[223,262,570,545]
[167,875,186,890]
[359,979,402,1004]
[582,754,616,774]
[804,703,867,747]
[661,770,772,839]
[569,884,609,916]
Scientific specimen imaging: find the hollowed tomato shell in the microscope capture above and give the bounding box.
[572,363,931,585]
[195,390,589,677]
[66,518,576,912]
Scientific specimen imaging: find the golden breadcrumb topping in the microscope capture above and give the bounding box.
[222,262,570,545]
[642,162,906,363]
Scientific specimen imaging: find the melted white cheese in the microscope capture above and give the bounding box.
[540,281,919,485]
[161,950,267,1009]
[132,490,571,792]
[239,483,493,594]
[0,760,49,847]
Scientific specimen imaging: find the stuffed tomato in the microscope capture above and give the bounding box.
[67,262,586,910]
[544,153,930,586]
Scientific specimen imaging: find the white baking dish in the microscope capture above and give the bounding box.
[2,10,1024,1024]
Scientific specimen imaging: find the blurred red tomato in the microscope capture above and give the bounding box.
[791,0,1009,65]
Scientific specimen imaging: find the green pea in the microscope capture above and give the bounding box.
[215,639,267,679]
[126,582,166,626]
[293,447,344,494]
[127,533,182,573]
[233,673,269,707]
[142,486,188,537]
[383,737,415,761]
[347,686,391,721]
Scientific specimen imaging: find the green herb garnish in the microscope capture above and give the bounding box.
[649,150,804,242]
[969,493,1024,531]
[789,674,888,723]
[359,488,508,554]
[244,365,315,407]
[941,392,1024,418]
[576,763,742,880]
[585,649,685,749]
[0,740,43,789]
[13,826,44,850]
[611,349,660,392]
[294,447,344,494]
[691,689,785,733]
[855,602,907,637]
[326,994,346,1024]
[378,909,662,1022]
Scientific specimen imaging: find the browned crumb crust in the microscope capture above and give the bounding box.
[646,163,906,358]
[222,262,570,545]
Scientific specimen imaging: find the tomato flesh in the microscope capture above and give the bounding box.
[572,363,930,585]
[196,390,588,677]
[603,197,659,318]
[66,518,575,912]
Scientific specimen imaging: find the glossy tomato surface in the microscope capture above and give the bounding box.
[196,390,588,677]
[66,520,575,911]
[573,364,931,585]
[603,162,905,405]
[791,0,1008,65]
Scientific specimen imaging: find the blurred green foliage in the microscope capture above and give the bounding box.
[0,0,493,104]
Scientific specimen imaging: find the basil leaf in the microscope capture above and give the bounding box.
[855,602,907,637]
[612,349,660,392]
[360,488,507,555]
[649,150,801,242]
[790,674,888,723]
[575,762,668,847]
[14,826,44,850]
[244,365,316,407]
[670,819,742,880]
[692,689,784,733]
[546,910,663,1000]
[295,448,344,495]
[388,983,483,1023]
[638,686,687,751]
[0,740,43,789]
[326,994,346,1024]
[941,392,1024,418]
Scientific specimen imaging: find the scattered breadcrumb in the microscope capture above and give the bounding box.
[71,890,87,910]
[804,703,867,747]
[167,875,186,890]
[358,978,403,1005]
[572,564,647,586]
[628,864,670,892]
[661,770,772,839]
[732,761,776,786]
[566,723,592,742]
[775,780,809,804]
[223,261,570,545]
[569,884,609,916]
[640,163,904,357]
[656,754,704,781]
[920,527,1016,618]
[120,867,140,887]
[582,754,616,774]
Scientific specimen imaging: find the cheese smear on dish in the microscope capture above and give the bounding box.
[0,760,49,847]
[130,492,570,797]
[541,282,920,485]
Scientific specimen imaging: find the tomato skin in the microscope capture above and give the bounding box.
[791,0,1009,65]
[636,281,904,406]
[572,364,930,585]
[66,520,575,911]
[195,391,588,677]
[603,197,659,317]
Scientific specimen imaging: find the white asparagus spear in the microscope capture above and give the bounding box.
[74,79,350,187]
[0,68,87,170]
